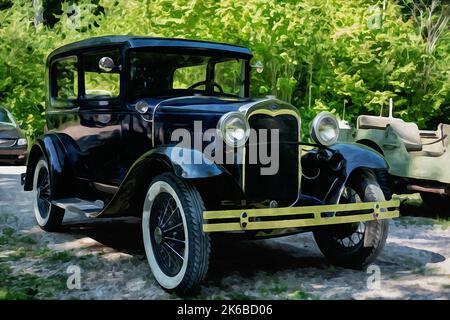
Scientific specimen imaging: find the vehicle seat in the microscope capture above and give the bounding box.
[388,122,422,151]
[357,115,405,129]
[410,124,446,157]
[357,115,422,151]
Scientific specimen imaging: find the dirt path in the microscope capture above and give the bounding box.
[1,166,449,299]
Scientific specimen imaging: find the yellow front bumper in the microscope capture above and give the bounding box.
[203,199,400,232]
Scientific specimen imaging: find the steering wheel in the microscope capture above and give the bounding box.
[187,81,224,93]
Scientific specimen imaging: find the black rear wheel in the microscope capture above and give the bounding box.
[32,157,64,231]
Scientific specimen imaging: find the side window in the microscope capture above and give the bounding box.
[172,65,206,89]
[52,57,78,100]
[82,49,120,99]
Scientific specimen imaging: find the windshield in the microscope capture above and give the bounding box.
[128,50,247,100]
[0,108,15,126]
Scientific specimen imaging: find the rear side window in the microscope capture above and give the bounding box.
[52,57,78,100]
[82,49,120,99]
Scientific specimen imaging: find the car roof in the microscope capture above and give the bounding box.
[48,36,253,62]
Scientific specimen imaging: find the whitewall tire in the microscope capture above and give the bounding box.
[32,158,64,231]
[142,172,210,295]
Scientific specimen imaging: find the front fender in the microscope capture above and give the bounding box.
[326,143,388,204]
[151,146,227,179]
[329,143,388,175]
[301,143,388,204]
[99,146,237,217]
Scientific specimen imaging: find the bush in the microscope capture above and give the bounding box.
[0,0,448,140]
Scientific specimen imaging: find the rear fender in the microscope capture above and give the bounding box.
[24,134,75,199]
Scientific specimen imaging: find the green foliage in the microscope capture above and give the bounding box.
[0,0,448,140]
[0,263,67,300]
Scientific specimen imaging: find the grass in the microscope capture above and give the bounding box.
[225,291,256,300]
[396,193,450,230]
[435,217,450,230]
[259,284,288,297]
[0,263,67,299]
[411,266,440,276]
[0,227,37,246]
[0,222,80,299]
[287,290,317,300]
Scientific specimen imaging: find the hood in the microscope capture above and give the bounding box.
[146,95,300,147]
[139,96,257,114]
[0,123,23,139]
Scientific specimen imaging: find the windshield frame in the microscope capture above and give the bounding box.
[124,47,251,102]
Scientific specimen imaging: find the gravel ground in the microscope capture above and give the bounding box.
[0,166,449,300]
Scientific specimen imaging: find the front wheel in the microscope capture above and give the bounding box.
[313,171,389,269]
[142,172,210,296]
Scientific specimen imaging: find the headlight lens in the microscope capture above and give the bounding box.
[310,112,340,146]
[218,112,250,147]
[17,138,27,146]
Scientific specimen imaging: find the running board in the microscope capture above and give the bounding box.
[52,198,104,218]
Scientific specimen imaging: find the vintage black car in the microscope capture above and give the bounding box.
[0,106,27,165]
[23,36,399,295]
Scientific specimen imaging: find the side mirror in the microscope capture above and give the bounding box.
[251,61,264,73]
[98,57,115,72]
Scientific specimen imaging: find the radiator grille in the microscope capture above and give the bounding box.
[243,111,300,206]
[0,138,16,148]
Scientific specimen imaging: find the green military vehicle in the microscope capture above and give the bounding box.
[338,99,450,209]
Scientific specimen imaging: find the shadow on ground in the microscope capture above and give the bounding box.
[57,215,446,286]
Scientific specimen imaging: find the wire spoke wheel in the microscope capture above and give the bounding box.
[149,192,186,277]
[32,158,64,231]
[332,186,366,249]
[36,166,51,219]
[142,173,210,295]
[313,171,389,269]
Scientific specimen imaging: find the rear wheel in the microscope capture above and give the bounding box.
[32,158,64,231]
[142,172,210,296]
[313,171,389,269]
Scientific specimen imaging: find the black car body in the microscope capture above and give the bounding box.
[0,107,27,165]
[23,36,399,294]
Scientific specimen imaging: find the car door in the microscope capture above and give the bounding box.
[75,48,127,188]
[47,49,127,200]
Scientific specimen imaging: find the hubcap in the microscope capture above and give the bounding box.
[149,192,186,277]
[154,227,163,244]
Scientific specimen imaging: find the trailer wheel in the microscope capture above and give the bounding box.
[313,171,389,269]
[142,172,210,296]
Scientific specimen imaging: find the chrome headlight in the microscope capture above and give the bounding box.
[310,112,340,146]
[217,112,250,148]
[16,138,27,146]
